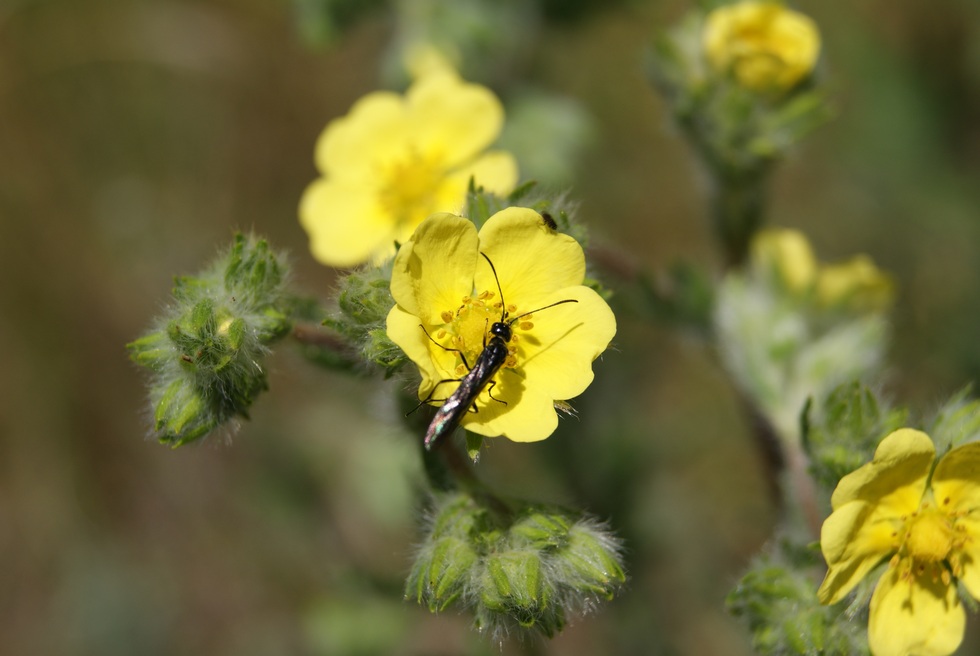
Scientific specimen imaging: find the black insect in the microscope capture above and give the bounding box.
[541,211,557,230]
[419,253,577,450]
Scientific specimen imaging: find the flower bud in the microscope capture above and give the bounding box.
[815,255,894,313]
[750,228,817,295]
[703,1,820,92]
[151,379,216,443]
[560,522,627,600]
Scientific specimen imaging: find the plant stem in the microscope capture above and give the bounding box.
[709,167,770,268]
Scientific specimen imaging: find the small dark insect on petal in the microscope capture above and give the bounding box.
[541,211,558,230]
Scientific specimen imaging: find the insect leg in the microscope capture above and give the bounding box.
[466,380,506,414]
[419,324,471,371]
[486,379,508,406]
[405,378,461,416]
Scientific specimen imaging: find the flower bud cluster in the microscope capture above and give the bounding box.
[801,382,907,495]
[728,544,871,656]
[325,263,408,376]
[128,234,291,446]
[406,491,626,640]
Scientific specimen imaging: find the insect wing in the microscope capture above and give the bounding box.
[423,340,508,450]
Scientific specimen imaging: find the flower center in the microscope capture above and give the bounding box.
[378,151,445,227]
[435,290,532,376]
[904,506,955,564]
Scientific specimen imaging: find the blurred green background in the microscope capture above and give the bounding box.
[2,0,979,654]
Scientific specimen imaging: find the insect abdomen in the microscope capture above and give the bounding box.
[423,337,509,449]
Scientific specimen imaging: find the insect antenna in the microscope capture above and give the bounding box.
[479,252,579,324]
[479,252,507,322]
[419,323,471,370]
[507,298,578,324]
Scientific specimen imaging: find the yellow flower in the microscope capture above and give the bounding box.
[299,71,518,267]
[751,227,817,294]
[386,208,616,442]
[403,42,458,80]
[816,255,895,312]
[750,228,894,313]
[818,429,980,656]
[702,1,820,92]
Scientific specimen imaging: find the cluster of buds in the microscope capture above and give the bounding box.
[727,542,872,656]
[127,234,291,446]
[407,491,626,639]
[801,382,908,495]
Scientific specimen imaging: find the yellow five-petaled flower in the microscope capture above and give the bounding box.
[386,208,616,443]
[299,70,517,267]
[819,429,980,656]
[702,1,821,92]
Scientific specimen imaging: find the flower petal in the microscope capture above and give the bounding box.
[819,429,936,604]
[386,305,453,393]
[954,515,980,600]
[932,442,980,516]
[931,442,980,599]
[515,286,616,401]
[830,428,935,513]
[475,208,586,309]
[462,367,559,443]
[817,500,898,604]
[314,91,408,180]
[406,72,504,170]
[389,213,478,325]
[440,150,519,201]
[869,565,965,656]
[299,179,392,267]
[751,228,817,294]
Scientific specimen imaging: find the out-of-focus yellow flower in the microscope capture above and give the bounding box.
[750,228,894,313]
[299,71,518,267]
[816,255,894,312]
[403,42,458,80]
[751,227,817,294]
[818,429,980,656]
[386,209,616,442]
[702,1,820,91]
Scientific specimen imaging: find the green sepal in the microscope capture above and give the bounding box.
[511,509,571,550]
[562,525,627,595]
[928,385,980,452]
[153,379,215,446]
[253,307,291,343]
[465,432,483,463]
[190,297,217,334]
[126,331,172,371]
[225,318,247,351]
